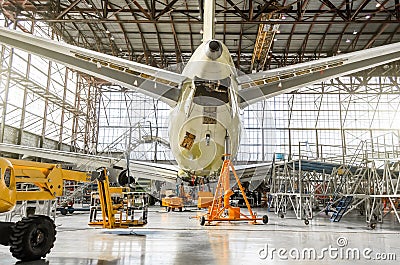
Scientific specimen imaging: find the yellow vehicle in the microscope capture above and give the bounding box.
[0,157,149,261]
[0,157,92,261]
[88,173,148,228]
[162,196,184,211]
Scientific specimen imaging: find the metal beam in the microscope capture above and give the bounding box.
[252,0,274,20]
[320,0,348,21]
[225,0,248,20]
[14,18,400,24]
[364,22,389,49]
[154,0,179,20]
[350,0,371,20]
[102,0,109,18]
[16,6,398,15]
[167,0,182,64]
[124,0,158,66]
[184,0,194,53]
[56,0,83,19]
[131,0,152,19]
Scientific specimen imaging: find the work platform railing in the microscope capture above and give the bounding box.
[270,134,400,228]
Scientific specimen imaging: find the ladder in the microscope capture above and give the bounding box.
[331,196,354,222]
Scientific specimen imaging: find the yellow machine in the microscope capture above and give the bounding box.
[0,157,146,261]
[162,196,184,211]
[0,157,92,261]
[89,168,148,228]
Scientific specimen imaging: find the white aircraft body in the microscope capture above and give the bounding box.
[170,40,241,174]
[1,0,400,180]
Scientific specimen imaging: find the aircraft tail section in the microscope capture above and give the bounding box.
[203,0,216,41]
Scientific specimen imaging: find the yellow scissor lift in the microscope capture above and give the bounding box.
[88,168,148,228]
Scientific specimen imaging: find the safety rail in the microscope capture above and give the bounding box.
[270,135,400,228]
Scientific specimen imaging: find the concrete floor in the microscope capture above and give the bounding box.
[1,207,400,265]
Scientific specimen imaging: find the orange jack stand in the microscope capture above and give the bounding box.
[199,158,268,226]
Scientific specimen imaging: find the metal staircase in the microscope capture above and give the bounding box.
[330,196,354,222]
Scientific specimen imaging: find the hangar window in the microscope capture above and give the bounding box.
[193,77,230,106]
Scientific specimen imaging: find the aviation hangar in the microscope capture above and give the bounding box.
[0,0,400,264]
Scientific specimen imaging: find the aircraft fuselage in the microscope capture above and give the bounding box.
[168,40,241,175]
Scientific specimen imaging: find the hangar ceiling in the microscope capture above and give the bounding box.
[1,0,400,73]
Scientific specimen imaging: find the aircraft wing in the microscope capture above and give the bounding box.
[0,27,185,107]
[0,143,178,183]
[0,142,272,187]
[234,163,271,190]
[237,42,400,108]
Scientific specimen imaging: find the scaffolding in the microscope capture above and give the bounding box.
[270,134,400,228]
[0,16,98,154]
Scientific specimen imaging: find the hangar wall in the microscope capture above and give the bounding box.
[0,18,99,154]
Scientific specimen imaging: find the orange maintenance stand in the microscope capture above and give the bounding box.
[199,158,268,226]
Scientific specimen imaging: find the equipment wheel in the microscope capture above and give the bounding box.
[60,208,67,215]
[262,215,269,224]
[304,219,310,225]
[148,196,156,206]
[200,216,206,226]
[9,215,56,261]
[370,223,377,229]
[280,214,284,219]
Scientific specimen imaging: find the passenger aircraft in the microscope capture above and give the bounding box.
[1,0,400,181]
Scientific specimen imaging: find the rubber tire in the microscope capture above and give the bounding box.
[280,214,284,219]
[167,207,171,212]
[262,215,269,224]
[9,215,56,261]
[370,223,377,229]
[68,208,74,214]
[304,219,309,225]
[60,208,67,215]
[200,216,206,226]
[179,207,183,212]
[148,196,156,206]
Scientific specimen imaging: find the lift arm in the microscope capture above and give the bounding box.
[0,157,92,211]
